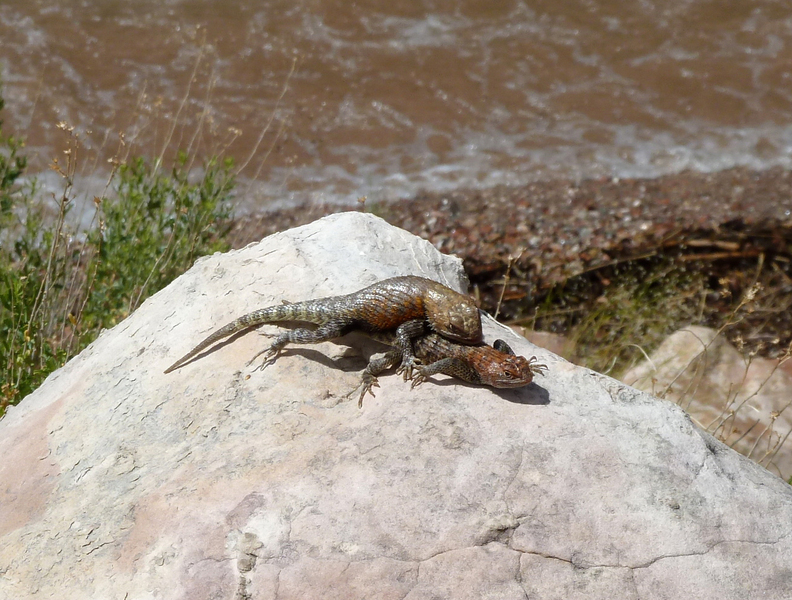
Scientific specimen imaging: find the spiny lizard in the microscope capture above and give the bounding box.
[164,276,483,376]
[355,333,547,406]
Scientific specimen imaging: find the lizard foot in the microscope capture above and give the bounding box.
[395,357,422,382]
[246,342,284,371]
[410,368,429,390]
[527,356,548,376]
[347,373,380,408]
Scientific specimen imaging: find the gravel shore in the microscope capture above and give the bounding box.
[230,165,792,295]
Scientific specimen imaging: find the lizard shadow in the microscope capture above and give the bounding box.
[172,323,330,370]
[496,382,549,405]
[419,377,550,406]
[178,332,550,407]
[174,328,386,373]
[265,346,376,374]
[274,334,405,373]
[172,326,262,370]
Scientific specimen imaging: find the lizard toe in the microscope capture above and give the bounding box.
[527,356,548,375]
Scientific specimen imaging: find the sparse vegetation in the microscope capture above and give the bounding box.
[527,257,709,376]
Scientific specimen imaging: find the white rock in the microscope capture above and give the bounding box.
[1,213,791,599]
[623,325,792,481]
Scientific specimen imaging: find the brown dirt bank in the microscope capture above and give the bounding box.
[229,167,792,358]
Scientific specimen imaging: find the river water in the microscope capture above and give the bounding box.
[2,1,792,209]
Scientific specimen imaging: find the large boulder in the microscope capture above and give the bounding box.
[1,212,791,599]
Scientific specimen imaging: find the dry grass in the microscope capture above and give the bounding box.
[506,253,792,482]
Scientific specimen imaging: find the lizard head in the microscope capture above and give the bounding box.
[482,353,548,388]
[424,291,483,344]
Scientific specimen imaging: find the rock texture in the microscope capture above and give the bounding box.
[1,212,791,600]
[623,325,792,482]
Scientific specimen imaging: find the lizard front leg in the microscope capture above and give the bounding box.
[393,319,427,381]
[411,357,482,388]
[493,339,515,355]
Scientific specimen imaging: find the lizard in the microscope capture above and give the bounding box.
[164,275,483,375]
[353,332,548,406]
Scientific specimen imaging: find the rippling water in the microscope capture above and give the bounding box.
[2,1,792,208]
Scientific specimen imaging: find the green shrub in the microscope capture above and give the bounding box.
[0,89,235,415]
[0,93,26,226]
[82,153,235,332]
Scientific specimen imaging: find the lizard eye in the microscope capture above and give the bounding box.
[503,370,514,378]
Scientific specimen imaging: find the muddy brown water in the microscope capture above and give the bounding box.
[2,1,792,210]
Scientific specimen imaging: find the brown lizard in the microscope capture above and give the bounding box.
[164,275,483,375]
[355,332,548,406]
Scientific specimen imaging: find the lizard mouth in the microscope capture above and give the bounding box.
[435,321,484,344]
[443,330,480,343]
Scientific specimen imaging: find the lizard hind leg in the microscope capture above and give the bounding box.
[247,319,350,370]
[246,335,283,370]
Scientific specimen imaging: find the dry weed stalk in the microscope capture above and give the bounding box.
[494,249,524,320]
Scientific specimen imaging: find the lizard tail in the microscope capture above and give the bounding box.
[163,300,335,373]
